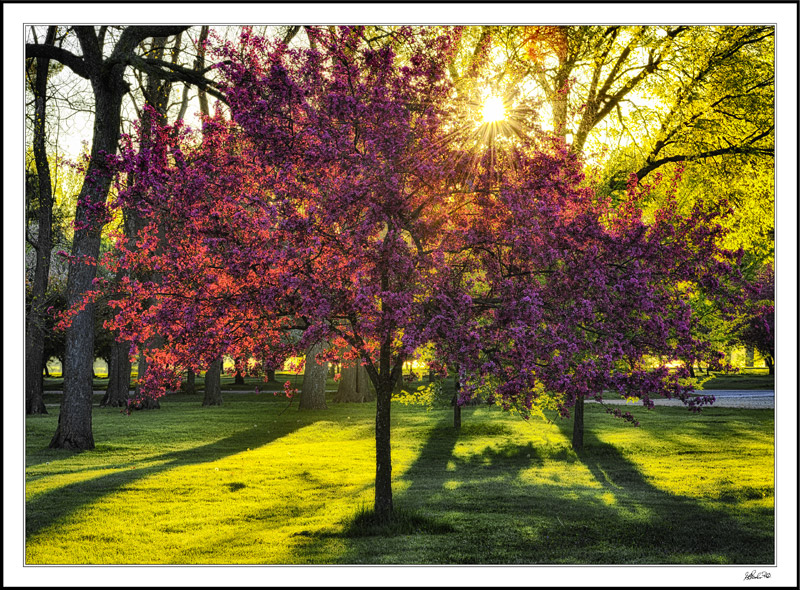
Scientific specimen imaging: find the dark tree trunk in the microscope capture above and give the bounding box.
[571,394,585,450]
[364,331,404,523]
[765,357,774,376]
[299,341,328,409]
[335,363,374,403]
[25,26,57,416]
[203,358,223,406]
[686,362,696,379]
[51,68,127,449]
[452,369,462,429]
[182,368,196,393]
[374,379,393,522]
[100,341,130,407]
[234,360,245,385]
[266,368,276,383]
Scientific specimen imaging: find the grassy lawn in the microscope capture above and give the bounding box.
[25,392,774,564]
[697,369,774,391]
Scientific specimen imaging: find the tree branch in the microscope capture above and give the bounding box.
[127,54,227,104]
[111,26,190,62]
[25,43,90,79]
[635,129,774,180]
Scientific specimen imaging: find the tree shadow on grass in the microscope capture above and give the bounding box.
[291,414,551,563]
[25,412,311,542]
[549,414,774,564]
[296,410,773,564]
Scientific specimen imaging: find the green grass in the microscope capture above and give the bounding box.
[697,369,774,390]
[25,392,774,564]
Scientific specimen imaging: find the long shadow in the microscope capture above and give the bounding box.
[550,415,774,564]
[294,409,549,563]
[400,418,546,511]
[298,406,773,564]
[25,407,313,541]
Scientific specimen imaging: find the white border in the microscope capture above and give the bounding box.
[5,3,797,588]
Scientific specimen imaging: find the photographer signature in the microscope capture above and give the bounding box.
[744,570,771,581]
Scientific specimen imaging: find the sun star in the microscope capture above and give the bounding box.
[481,95,506,124]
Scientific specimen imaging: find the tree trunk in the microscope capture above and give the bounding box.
[234,360,245,385]
[25,27,57,417]
[299,341,328,409]
[335,363,375,403]
[202,358,223,406]
[100,341,131,407]
[686,361,696,379]
[51,72,127,449]
[453,371,462,429]
[745,345,755,368]
[765,357,774,376]
[571,394,585,450]
[374,379,393,522]
[182,368,196,393]
[266,368,276,383]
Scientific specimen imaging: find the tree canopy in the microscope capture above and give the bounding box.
[91,26,752,519]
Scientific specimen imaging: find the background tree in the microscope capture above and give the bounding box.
[736,263,774,374]
[25,25,59,415]
[299,341,328,410]
[335,361,375,403]
[202,358,223,406]
[26,25,228,447]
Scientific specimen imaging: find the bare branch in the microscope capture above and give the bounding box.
[25,43,90,79]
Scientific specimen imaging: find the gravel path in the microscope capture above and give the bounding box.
[595,390,774,409]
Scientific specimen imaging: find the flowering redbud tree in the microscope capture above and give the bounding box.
[105,26,744,519]
[425,162,745,448]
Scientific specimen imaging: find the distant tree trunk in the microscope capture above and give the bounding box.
[299,341,328,410]
[334,363,375,403]
[765,356,774,376]
[745,345,755,368]
[452,371,462,429]
[234,359,245,385]
[203,358,223,406]
[182,368,196,393]
[25,26,57,416]
[266,367,276,382]
[43,362,51,378]
[572,395,585,450]
[100,341,130,407]
[686,361,696,379]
